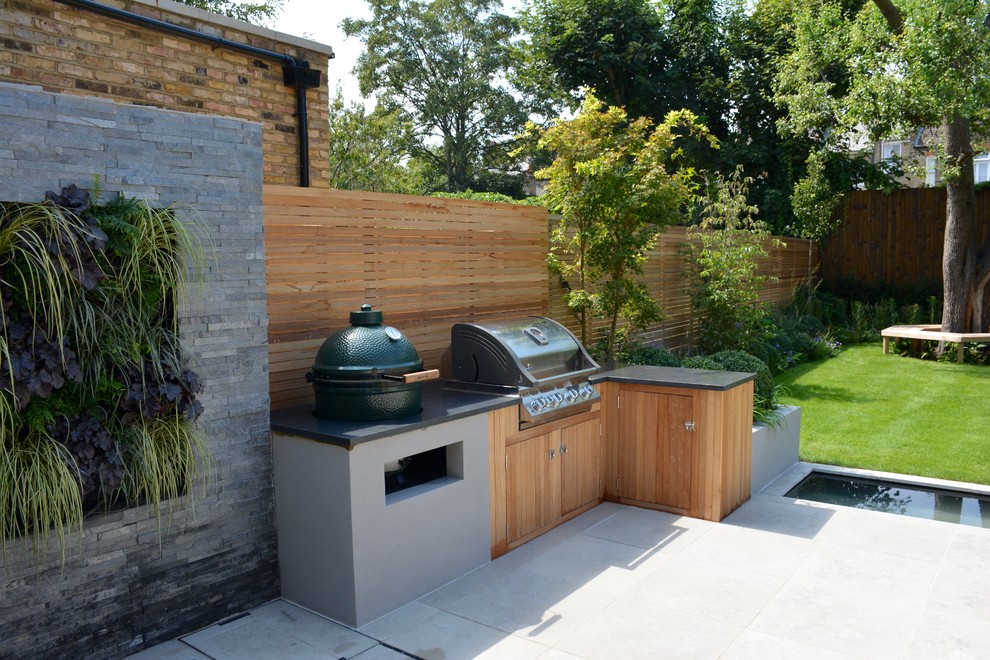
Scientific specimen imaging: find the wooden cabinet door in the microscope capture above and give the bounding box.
[657,393,693,510]
[617,389,659,503]
[505,431,560,544]
[560,417,602,515]
[617,389,693,511]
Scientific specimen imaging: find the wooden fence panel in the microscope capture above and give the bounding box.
[821,188,990,291]
[264,186,549,408]
[548,224,817,354]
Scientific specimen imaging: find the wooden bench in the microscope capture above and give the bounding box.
[881,325,990,364]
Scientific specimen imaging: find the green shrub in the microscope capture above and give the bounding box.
[708,350,781,425]
[683,350,780,424]
[793,314,827,336]
[623,346,683,367]
[749,339,788,374]
[807,332,842,360]
[786,284,944,349]
[825,277,941,307]
[777,325,815,359]
[686,168,777,354]
[901,303,922,325]
[928,296,942,324]
[966,342,990,365]
[709,350,774,403]
[431,190,544,205]
[791,286,850,328]
[682,355,722,371]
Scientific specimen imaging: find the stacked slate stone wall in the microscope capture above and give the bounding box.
[0,82,276,660]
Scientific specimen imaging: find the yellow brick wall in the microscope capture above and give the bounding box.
[0,0,332,186]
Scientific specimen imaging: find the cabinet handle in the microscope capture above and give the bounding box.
[548,448,556,460]
[560,443,568,454]
[685,421,695,432]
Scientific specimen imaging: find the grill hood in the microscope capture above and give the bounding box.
[451,316,599,387]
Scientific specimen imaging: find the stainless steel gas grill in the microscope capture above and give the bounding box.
[450,316,601,429]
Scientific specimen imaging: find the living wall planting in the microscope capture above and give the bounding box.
[0,183,206,556]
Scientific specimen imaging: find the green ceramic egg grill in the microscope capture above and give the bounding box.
[307,304,437,421]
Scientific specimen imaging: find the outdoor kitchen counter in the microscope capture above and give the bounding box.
[270,380,518,448]
[590,364,756,390]
[272,379,505,626]
[591,363,756,524]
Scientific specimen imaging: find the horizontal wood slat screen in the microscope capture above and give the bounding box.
[548,224,817,353]
[264,186,550,408]
[821,189,990,292]
[263,187,814,409]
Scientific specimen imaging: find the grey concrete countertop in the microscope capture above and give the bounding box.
[270,380,518,448]
[590,365,756,391]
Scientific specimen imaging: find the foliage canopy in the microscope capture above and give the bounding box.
[344,0,528,193]
[518,0,671,119]
[172,0,283,26]
[326,88,423,194]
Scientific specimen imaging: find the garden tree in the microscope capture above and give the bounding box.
[519,0,729,135]
[517,0,670,119]
[644,0,730,175]
[326,89,423,194]
[661,0,730,141]
[720,0,814,235]
[687,167,781,353]
[776,0,990,333]
[535,93,711,364]
[787,147,902,242]
[172,0,283,25]
[520,0,818,228]
[719,0,895,236]
[343,0,528,193]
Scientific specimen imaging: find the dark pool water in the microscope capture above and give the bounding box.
[785,472,990,529]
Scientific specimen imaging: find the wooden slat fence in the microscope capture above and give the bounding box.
[548,225,817,353]
[264,186,549,408]
[264,187,815,409]
[821,188,990,291]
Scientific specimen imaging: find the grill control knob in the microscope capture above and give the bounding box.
[579,384,595,399]
[529,398,544,412]
[552,392,564,405]
[564,387,578,403]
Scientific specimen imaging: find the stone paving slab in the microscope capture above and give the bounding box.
[131,463,990,659]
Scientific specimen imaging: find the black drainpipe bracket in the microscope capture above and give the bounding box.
[282,61,322,89]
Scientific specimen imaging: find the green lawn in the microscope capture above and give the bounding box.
[777,343,990,485]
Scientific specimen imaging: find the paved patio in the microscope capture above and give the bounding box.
[131,464,990,659]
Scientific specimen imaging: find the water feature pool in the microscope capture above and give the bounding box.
[785,471,990,529]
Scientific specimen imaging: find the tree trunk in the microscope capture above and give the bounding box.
[871,0,903,33]
[941,115,977,334]
[973,267,990,332]
[973,194,990,333]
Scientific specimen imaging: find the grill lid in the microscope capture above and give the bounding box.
[311,304,423,381]
[450,316,598,386]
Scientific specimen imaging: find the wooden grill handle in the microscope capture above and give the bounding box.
[400,369,440,383]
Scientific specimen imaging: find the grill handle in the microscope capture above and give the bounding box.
[380,369,440,384]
